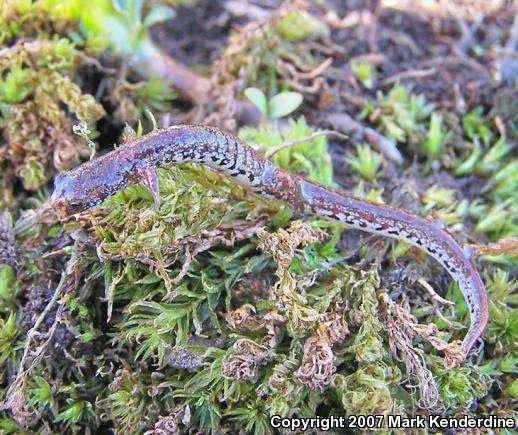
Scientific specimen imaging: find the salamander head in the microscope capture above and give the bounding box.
[50,172,90,219]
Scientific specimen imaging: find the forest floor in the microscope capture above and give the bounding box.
[0,0,517,433]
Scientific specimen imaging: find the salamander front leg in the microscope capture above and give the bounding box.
[142,167,161,211]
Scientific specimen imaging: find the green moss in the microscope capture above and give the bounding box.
[239,117,333,186]
[346,144,383,182]
[434,362,491,409]
[0,38,105,191]
[362,84,434,145]
[277,9,328,42]
[2,2,518,433]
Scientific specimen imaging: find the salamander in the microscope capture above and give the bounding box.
[50,124,489,358]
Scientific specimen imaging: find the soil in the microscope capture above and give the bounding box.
[152,0,516,173]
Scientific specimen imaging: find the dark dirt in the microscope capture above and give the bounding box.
[152,0,517,144]
[152,0,244,67]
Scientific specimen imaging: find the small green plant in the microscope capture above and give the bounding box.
[54,401,93,428]
[462,107,493,145]
[346,144,382,181]
[478,137,509,174]
[434,364,491,409]
[0,64,31,105]
[0,312,18,365]
[352,62,375,89]
[28,376,56,415]
[276,9,329,41]
[454,139,482,176]
[81,0,176,54]
[454,109,509,176]
[361,84,434,143]
[475,199,518,239]
[422,186,456,211]
[239,117,333,186]
[244,87,303,122]
[421,113,449,161]
[491,160,518,201]
[112,75,176,122]
[0,264,17,306]
[227,400,271,435]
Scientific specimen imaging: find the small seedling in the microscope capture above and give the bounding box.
[352,62,375,89]
[421,113,449,161]
[28,376,56,415]
[463,107,493,145]
[244,87,303,122]
[82,0,176,54]
[346,144,383,181]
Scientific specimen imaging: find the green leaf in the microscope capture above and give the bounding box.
[244,87,267,115]
[143,6,176,28]
[455,139,482,176]
[54,402,85,425]
[0,264,16,303]
[0,417,18,433]
[268,92,303,118]
[424,113,447,160]
[462,107,493,145]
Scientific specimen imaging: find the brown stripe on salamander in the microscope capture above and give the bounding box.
[50,124,489,359]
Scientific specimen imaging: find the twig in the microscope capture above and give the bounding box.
[380,68,436,86]
[77,51,117,74]
[473,237,518,256]
[417,278,455,306]
[326,112,403,164]
[16,247,78,378]
[420,56,491,79]
[265,130,348,158]
[383,28,422,56]
[282,57,333,81]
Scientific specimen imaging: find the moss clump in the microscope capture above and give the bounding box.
[240,117,334,186]
[0,39,105,192]
[1,2,517,433]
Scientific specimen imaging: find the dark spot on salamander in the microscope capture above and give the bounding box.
[427,247,437,254]
[388,229,399,235]
[238,169,247,175]
[227,159,237,171]
[211,155,218,162]
[443,260,453,272]
[374,225,385,231]
[358,221,367,228]
[415,239,423,246]
[220,158,229,166]
[248,173,255,182]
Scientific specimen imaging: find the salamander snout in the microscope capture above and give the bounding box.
[50,186,72,219]
[50,173,79,219]
[50,197,71,219]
